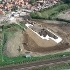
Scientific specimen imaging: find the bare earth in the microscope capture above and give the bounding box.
[23,20,70,54]
[25,27,57,47]
[3,20,70,57]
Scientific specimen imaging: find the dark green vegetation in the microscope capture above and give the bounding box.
[33,63,70,70]
[30,3,70,20]
[29,0,37,4]
[11,6,18,11]
[62,0,70,4]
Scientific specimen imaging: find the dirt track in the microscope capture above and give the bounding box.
[1,56,70,70]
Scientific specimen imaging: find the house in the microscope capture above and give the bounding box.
[0,0,30,12]
[0,9,5,14]
[24,0,29,5]
[0,4,3,8]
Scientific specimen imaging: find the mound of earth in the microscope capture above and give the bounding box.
[23,28,70,53]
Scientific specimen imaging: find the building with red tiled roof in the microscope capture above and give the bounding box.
[0,0,30,12]
[0,9,5,14]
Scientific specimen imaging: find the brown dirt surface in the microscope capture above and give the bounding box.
[23,33,70,53]
[23,20,70,53]
[33,20,70,44]
[3,20,70,57]
[25,27,57,47]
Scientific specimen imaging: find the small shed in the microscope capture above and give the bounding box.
[25,51,31,58]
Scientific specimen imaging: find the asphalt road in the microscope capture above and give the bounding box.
[0,56,70,70]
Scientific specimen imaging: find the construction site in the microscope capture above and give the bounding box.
[3,21,70,57]
[23,21,70,53]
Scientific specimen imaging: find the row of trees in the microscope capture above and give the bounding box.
[62,0,70,4]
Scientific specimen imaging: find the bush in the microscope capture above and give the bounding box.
[29,0,35,4]
[11,6,18,11]
[62,0,70,4]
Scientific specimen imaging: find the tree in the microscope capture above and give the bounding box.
[29,0,35,4]
[36,12,42,18]
[62,0,70,4]
[30,12,36,18]
[11,6,18,11]
[29,0,38,4]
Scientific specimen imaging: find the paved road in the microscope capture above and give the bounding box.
[0,56,70,70]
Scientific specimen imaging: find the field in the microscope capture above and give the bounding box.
[57,9,70,21]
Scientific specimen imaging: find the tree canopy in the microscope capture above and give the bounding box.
[62,0,70,4]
